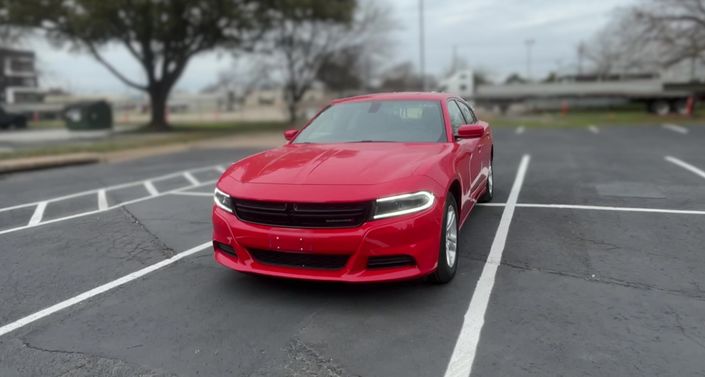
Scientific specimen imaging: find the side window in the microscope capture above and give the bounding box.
[457,101,477,124]
[447,100,465,135]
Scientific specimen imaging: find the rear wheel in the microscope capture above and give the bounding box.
[651,100,671,116]
[429,195,459,284]
[673,99,690,115]
[13,118,27,129]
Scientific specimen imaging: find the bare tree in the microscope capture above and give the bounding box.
[268,0,397,123]
[580,10,655,77]
[265,1,354,124]
[378,62,437,92]
[587,0,705,80]
[316,2,397,95]
[631,0,705,79]
[204,57,273,110]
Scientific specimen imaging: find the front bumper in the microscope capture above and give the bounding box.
[211,201,444,283]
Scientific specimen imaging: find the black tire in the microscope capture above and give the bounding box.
[651,100,671,116]
[478,159,494,203]
[673,99,690,115]
[16,117,28,129]
[429,195,459,284]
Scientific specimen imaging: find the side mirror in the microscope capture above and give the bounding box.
[456,124,485,139]
[283,129,299,141]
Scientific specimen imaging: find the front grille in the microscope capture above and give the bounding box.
[367,255,416,269]
[232,199,372,228]
[250,249,349,270]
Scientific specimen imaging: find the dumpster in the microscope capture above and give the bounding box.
[64,101,113,130]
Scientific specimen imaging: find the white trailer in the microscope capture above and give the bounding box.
[439,69,704,115]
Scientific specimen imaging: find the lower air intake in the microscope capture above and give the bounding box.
[250,249,349,270]
[367,255,416,269]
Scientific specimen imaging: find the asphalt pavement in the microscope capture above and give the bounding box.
[0,124,703,377]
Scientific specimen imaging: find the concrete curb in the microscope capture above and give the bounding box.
[0,153,101,175]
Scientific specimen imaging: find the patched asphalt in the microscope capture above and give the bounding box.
[0,125,704,377]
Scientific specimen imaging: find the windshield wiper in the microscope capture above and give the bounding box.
[344,140,394,143]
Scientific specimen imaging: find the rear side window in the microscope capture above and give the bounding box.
[457,101,477,124]
[447,100,465,135]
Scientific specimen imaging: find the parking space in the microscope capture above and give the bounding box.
[1,125,704,376]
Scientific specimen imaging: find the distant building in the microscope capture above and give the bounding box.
[0,48,43,104]
[437,69,475,98]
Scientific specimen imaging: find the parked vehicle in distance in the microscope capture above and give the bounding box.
[0,107,27,130]
[212,92,494,284]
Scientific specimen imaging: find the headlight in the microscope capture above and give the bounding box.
[214,187,233,213]
[373,191,435,220]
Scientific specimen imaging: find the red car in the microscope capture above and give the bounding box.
[212,92,494,283]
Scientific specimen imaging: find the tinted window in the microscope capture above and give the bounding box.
[457,101,477,124]
[294,100,447,144]
[447,100,465,135]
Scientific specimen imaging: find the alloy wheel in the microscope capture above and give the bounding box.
[445,205,458,268]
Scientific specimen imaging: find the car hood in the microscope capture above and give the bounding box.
[227,143,452,185]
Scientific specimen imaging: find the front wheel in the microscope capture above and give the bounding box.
[14,118,27,129]
[429,195,459,284]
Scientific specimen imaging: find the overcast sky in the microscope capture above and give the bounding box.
[32,0,637,95]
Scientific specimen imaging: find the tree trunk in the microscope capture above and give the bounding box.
[287,101,298,125]
[148,85,170,131]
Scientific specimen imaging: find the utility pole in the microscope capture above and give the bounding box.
[452,44,458,75]
[577,42,586,75]
[419,0,426,91]
[525,39,535,81]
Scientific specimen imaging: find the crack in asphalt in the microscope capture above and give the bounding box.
[10,338,176,377]
[22,340,87,356]
[666,305,705,351]
[467,256,705,302]
[118,206,175,259]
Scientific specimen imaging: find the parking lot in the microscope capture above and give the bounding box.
[0,124,704,377]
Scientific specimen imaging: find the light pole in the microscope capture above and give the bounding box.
[419,0,426,91]
[525,39,535,81]
[577,42,586,75]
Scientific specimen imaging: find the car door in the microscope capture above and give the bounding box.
[457,100,490,184]
[447,99,481,212]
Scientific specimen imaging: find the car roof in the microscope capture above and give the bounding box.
[331,92,458,104]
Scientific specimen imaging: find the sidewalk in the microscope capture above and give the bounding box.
[0,132,284,174]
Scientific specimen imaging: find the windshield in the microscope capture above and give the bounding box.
[294,100,447,144]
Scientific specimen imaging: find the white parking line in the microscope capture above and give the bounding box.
[183,172,200,186]
[143,181,159,196]
[588,125,600,134]
[97,189,108,211]
[665,156,705,180]
[444,154,530,377]
[0,241,212,338]
[475,203,505,207]
[0,179,218,236]
[0,164,224,214]
[662,124,689,134]
[28,202,47,226]
[478,202,705,216]
[515,126,525,135]
[216,165,226,173]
